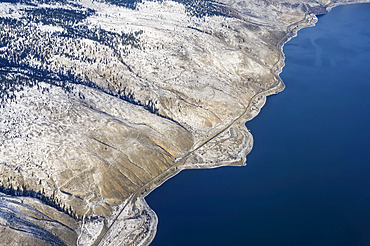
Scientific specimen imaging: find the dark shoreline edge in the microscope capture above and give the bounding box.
[6,1,359,245]
[130,2,370,246]
[0,1,369,245]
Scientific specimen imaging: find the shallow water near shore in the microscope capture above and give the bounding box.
[146,3,370,246]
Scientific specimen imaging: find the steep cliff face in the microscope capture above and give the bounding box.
[0,0,367,245]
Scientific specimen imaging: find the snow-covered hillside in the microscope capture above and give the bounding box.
[0,0,366,245]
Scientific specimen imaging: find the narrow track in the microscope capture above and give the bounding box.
[94,12,318,246]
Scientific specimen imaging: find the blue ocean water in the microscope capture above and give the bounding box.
[146,4,370,246]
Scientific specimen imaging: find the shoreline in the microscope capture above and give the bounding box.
[133,9,319,246]
[1,1,369,245]
[94,2,369,245]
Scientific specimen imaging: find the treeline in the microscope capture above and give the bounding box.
[103,0,145,10]
[60,26,142,50]
[25,7,96,26]
[0,0,81,7]
[0,66,75,106]
[0,66,166,123]
[173,0,233,18]
[102,0,232,18]
[0,10,185,127]
[0,184,81,220]
[0,14,142,105]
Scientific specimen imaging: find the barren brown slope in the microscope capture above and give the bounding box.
[0,0,368,245]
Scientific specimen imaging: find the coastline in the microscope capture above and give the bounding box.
[94,1,369,245]
[1,1,369,245]
[127,8,318,246]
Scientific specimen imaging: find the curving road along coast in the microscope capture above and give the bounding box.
[0,0,369,245]
[95,1,370,245]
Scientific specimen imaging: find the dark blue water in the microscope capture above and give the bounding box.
[147,4,370,246]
